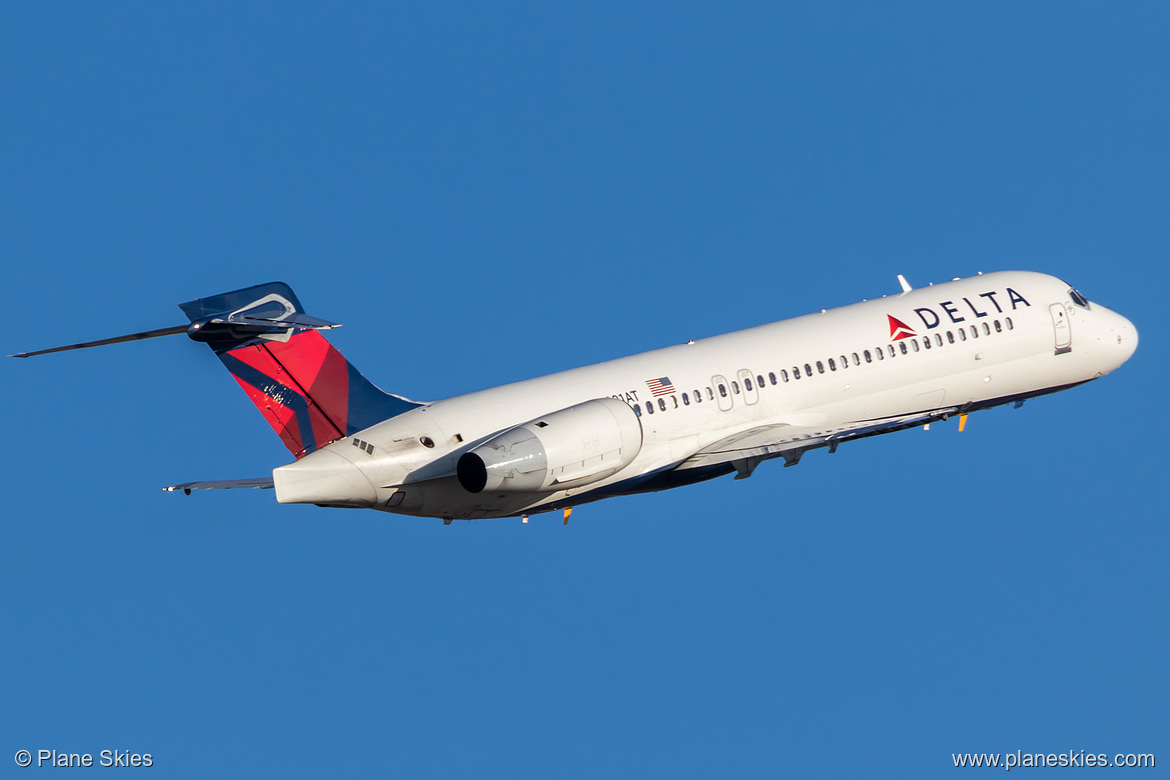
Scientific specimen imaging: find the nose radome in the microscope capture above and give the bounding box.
[1094,306,1138,367]
[273,448,378,506]
[1120,316,1138,361]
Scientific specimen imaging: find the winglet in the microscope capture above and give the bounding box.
[897,274,912,293]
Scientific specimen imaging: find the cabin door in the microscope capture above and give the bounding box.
[711,375,733,411]
[737,369,759,405]
[1049,303,1071,355]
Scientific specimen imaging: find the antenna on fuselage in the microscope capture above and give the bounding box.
[897,274,912,293]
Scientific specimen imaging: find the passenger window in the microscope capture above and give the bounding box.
[706,387,714,401]
[646,401,654,415]
[718,384,727,397]
[852,352,860,366]
[958,329,966,341]
[935,333,943,347]
[900,341,908,354]
[804,363,813,376]
[994,320,1002,332]
[671,396,679,408]
[634,405,641,417]
[946,331,955,344]
[875,347,884,360]
[887,346,895,358]
[682,392,690,406]
[658,398,666,411]
[793,367,801,379]
[1006,317,1013,330]
[970,325,979,338]
[911,339,920,352]
[828,357,836,371]
[694,390,702,403]
[923,337,932,350]
[982,322,990,335]
[781,369,789,382]
[816,361,824,374]
[841,355,849,368]
[864,350,872,363]
[744,377,753,391]
[732,381,741,394]
[757,374,765,388]
[769,372,777,385]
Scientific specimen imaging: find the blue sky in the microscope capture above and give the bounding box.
[2,3,1165,777]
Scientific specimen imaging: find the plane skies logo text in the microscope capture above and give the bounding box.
[889,287,1030,339]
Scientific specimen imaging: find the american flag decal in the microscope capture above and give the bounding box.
[645,377,676,397]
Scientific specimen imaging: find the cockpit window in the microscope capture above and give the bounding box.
[1069,288,1090,309]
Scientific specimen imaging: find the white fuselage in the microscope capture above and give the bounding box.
[272,272,1137,520]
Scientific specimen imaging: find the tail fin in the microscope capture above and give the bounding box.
[179,282,420,458]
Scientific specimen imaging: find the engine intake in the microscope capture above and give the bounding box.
[457,398,643,494]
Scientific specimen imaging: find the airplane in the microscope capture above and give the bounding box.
[13,271,1137,524]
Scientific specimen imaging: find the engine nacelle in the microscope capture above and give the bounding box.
[457,398,643,494]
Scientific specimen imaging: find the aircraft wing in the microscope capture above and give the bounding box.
[678,408,960,473]
[677,423,829,471]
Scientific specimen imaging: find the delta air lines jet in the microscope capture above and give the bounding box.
[14,272,1136,523]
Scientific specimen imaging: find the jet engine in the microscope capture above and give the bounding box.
[457,398,643,494]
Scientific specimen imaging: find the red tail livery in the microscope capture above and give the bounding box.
[178,283,419,458]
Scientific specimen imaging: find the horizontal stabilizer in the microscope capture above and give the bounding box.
[224,312,340,330]
[163,478,275,494]
[10,285,341,359]
[10,325,189,358]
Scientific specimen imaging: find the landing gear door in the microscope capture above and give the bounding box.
[1049,303,1071,355]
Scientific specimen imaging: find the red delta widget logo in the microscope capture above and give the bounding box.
[887,315,917,341]
[888,287,1031,336]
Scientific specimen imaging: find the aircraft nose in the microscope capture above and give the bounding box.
[1093,305,1138,368]
[1113,313,1138,363]
[273,448,378,506]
